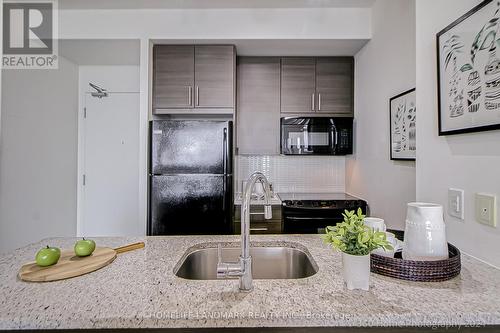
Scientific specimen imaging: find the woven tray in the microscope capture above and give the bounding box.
[370,229,461,282]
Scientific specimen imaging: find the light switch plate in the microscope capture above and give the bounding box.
[475,193,497,227]
[448,188,465,220]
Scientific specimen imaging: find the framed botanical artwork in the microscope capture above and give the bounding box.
[390,88,416,161]
[437,0,500,135]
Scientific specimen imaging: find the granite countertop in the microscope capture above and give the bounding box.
[1,235,500,330]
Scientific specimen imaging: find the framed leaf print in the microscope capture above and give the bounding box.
[437,0,500,135]
[390,88,416,161]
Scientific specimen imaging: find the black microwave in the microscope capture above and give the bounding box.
[280,117,353,155]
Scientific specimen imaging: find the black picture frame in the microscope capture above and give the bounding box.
[390,88,416,161]
[436,0,500,135]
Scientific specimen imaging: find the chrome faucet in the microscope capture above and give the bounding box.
[217,172,273,291]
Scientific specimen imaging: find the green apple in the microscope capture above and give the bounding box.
[74,238,96,257]
[84,238,96,253]
[35,246,61,267]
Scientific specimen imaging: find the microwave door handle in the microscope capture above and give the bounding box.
[331,129,338,151]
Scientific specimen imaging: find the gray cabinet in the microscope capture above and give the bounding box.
[316,57,353,115]
[153,45,235,114]
[280,57,354,116]
[280,58,316,114]
[195,46,235,108]
[234,204,282,234]
[237,57,281,155]
[153,45,194,109]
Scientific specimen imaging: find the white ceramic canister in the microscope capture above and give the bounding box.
[403,202,449,261]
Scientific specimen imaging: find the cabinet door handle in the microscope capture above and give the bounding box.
[196,86,200,106]
[250,227,268,232]
[311,93,315,111]
[318,93,321,111]
[188,86,192,106]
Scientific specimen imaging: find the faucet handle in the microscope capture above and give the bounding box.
[216,244,244,279]
[264,205,273,220]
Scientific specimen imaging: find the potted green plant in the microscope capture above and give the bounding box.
[322,208,393,291]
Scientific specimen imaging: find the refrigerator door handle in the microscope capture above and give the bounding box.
[222,128,227,211]
[222,182,226,211]
[224,123,233,175]
[223,128,227,175]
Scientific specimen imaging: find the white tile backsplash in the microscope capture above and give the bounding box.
[236,155,345,193]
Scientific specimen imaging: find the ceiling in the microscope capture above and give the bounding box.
[59,39,141,65]
[59,0,375,10]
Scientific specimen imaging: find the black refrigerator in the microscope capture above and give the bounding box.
[149,120,233,235]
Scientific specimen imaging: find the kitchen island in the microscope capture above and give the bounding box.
[0,235,499,332]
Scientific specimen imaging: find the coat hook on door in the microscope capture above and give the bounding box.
[89,82,108,98]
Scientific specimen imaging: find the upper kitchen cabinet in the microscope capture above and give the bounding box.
[153,45,195,109]
[237,57,281,155]
[195,46,235,108]
[153,45,236,114]
[280,57,354,116]
[316,57,354,115]
[280,58,316,114]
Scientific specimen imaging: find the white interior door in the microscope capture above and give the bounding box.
[81,92,140,236]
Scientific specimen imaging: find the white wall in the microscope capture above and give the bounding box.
[78,66,140,93]
[0,2,3,158]
[0,62,141,252]
[346,0,416,229]
[416,0,500,268]
[0,56,79,252]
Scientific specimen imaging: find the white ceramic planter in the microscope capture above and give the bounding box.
[341,252,370,291]
[403,202,448,261]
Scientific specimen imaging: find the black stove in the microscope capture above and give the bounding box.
[279,193,367,234]
[279,192,361,201]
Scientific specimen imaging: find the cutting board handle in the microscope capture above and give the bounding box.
[114,242,145,254]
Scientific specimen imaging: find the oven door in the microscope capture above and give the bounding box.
[281,117,335,155]
[282,206,344,234]
[283,215,342,234]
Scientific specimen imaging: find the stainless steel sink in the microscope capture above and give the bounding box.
[174,245,318,280]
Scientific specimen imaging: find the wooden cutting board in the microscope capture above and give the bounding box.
[19,242,144,282]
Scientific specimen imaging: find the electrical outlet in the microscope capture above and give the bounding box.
[475,193,497,227]
[448,188,464,220]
